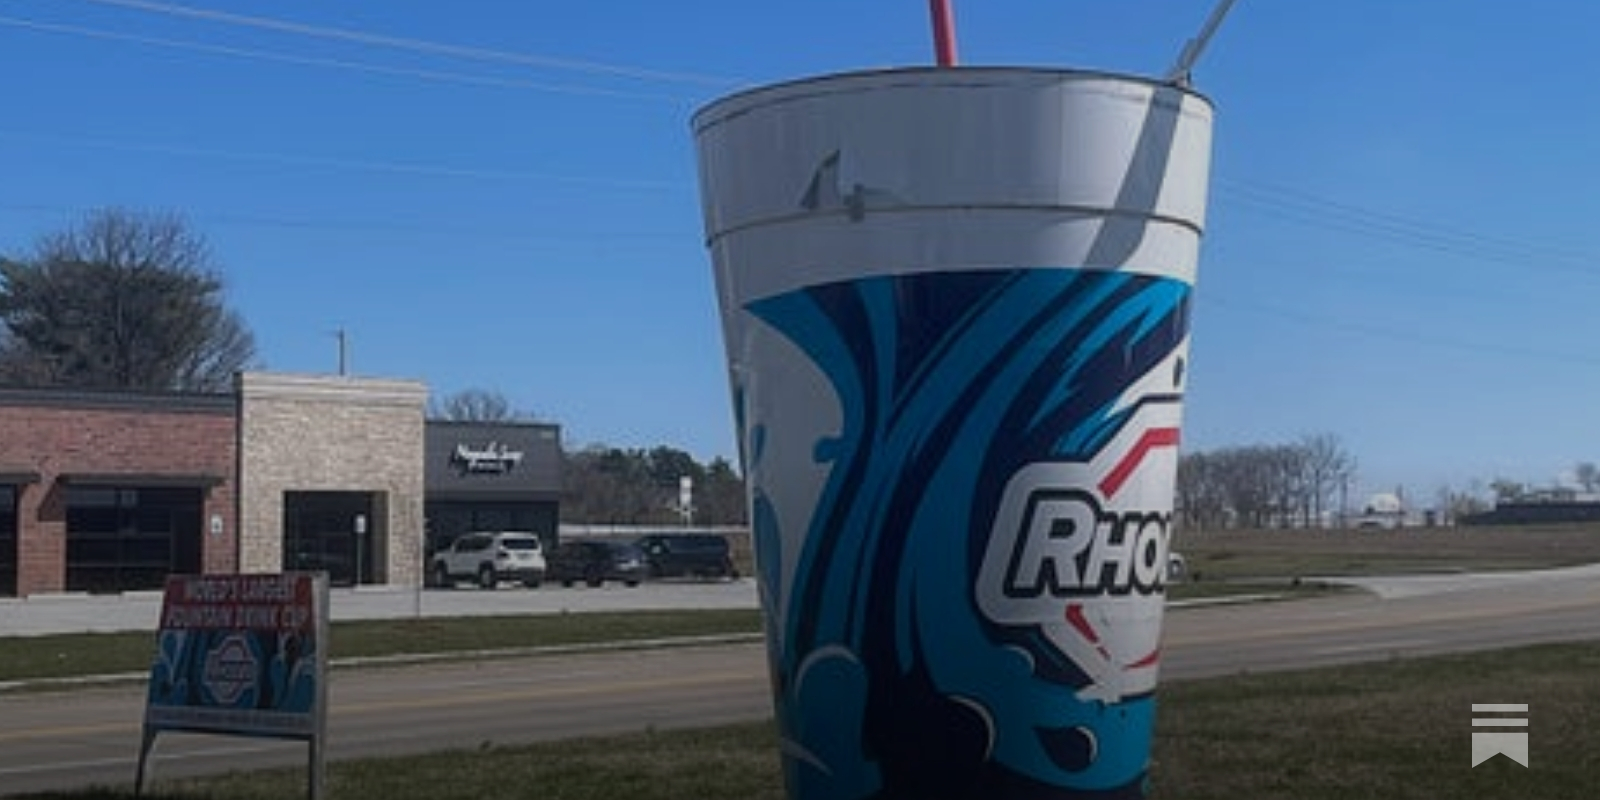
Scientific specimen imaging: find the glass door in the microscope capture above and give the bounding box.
[283,491,376,586]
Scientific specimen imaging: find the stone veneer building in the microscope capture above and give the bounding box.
[237,372,428,588]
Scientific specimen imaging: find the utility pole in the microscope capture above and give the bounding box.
[1339,474,1350,529]
[334,329,348,376]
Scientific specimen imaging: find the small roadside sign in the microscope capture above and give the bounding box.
[135,572,329,799]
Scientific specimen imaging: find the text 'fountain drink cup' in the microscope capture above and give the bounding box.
[694,67,1213,799]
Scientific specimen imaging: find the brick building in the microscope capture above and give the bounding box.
[0,388,237,596]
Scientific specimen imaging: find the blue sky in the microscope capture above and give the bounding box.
[4,1,1600,505]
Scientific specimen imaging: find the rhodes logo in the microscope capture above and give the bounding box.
[975,401,1182,704]
[203,633,260,706]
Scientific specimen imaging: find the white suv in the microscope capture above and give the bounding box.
[431,531,547,589]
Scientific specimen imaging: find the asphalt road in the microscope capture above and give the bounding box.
[0,642,775,796]
[3,566,1598,796]
[1167,563,1600,677]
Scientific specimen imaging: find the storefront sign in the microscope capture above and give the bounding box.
[452,441,524,473]
[137,572,328,798]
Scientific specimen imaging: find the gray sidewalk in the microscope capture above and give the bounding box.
[0,579,761,638]
[1312,562,1600,600]
[16,565,1594,638]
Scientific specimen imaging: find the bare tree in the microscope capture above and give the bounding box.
[1177,450,1229,530]
[1208,446,1277,528]
[173,306,256,391]
[1489,478,1526,504]
[561,445,747,526]
[1435,483,1489,525]
[428,388,535,422]
[1178,435,1358,530]
[699,457,749,525]
[1299,433,1356,527]
[0,208,256,391]
[1265,444,1307,526]
[1575,462,1599,493]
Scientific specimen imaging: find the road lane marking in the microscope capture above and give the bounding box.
[0,721,134,744]
[335,669,761,715]
[1312,639,1439,657]
[0,669,763,746]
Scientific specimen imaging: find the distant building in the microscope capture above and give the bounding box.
[1461,499,1600,526]
[1353,492,1406,529]
[0,374,563,597]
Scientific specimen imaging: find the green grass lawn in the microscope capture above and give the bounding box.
[1176,523,1600,583]
[1151,642,1600,799]
[23,641,1596,800]
[0,609,763,684]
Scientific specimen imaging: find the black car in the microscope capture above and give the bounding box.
[547,540,645,587]
[635,533,738,580]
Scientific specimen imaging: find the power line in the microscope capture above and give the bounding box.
[1215,178,1600,276]
[2,129,1592,284]
[3,122,1591,264]
[15,1,1593,278]
[9,5,1600,339]
[5,124,1596,288]
[1198,294,1600,368]
[0,15,696,102]
[0,201,687,248]
[0,130,683,189]
[63,0,741,88]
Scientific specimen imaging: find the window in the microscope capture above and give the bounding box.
[65,486,202,593]
[0,487,16,597]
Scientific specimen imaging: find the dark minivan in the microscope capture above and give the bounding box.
[547,539,645,588]
[635,533,738,580]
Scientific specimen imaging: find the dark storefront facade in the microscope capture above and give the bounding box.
[425,421,563,554]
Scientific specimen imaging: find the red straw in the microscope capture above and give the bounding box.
[928,0,958,66]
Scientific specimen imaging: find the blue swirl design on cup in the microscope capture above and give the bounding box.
[745,267,1188,799]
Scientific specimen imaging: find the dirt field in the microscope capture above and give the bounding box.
[726,523,1600,585]
[1175,523,1600,582]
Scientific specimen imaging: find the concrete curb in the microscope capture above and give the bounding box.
[1169,593,1287,608]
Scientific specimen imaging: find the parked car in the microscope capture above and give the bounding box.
[431,531,547,589]
[547,540,645,588]
[635,533,738,580]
